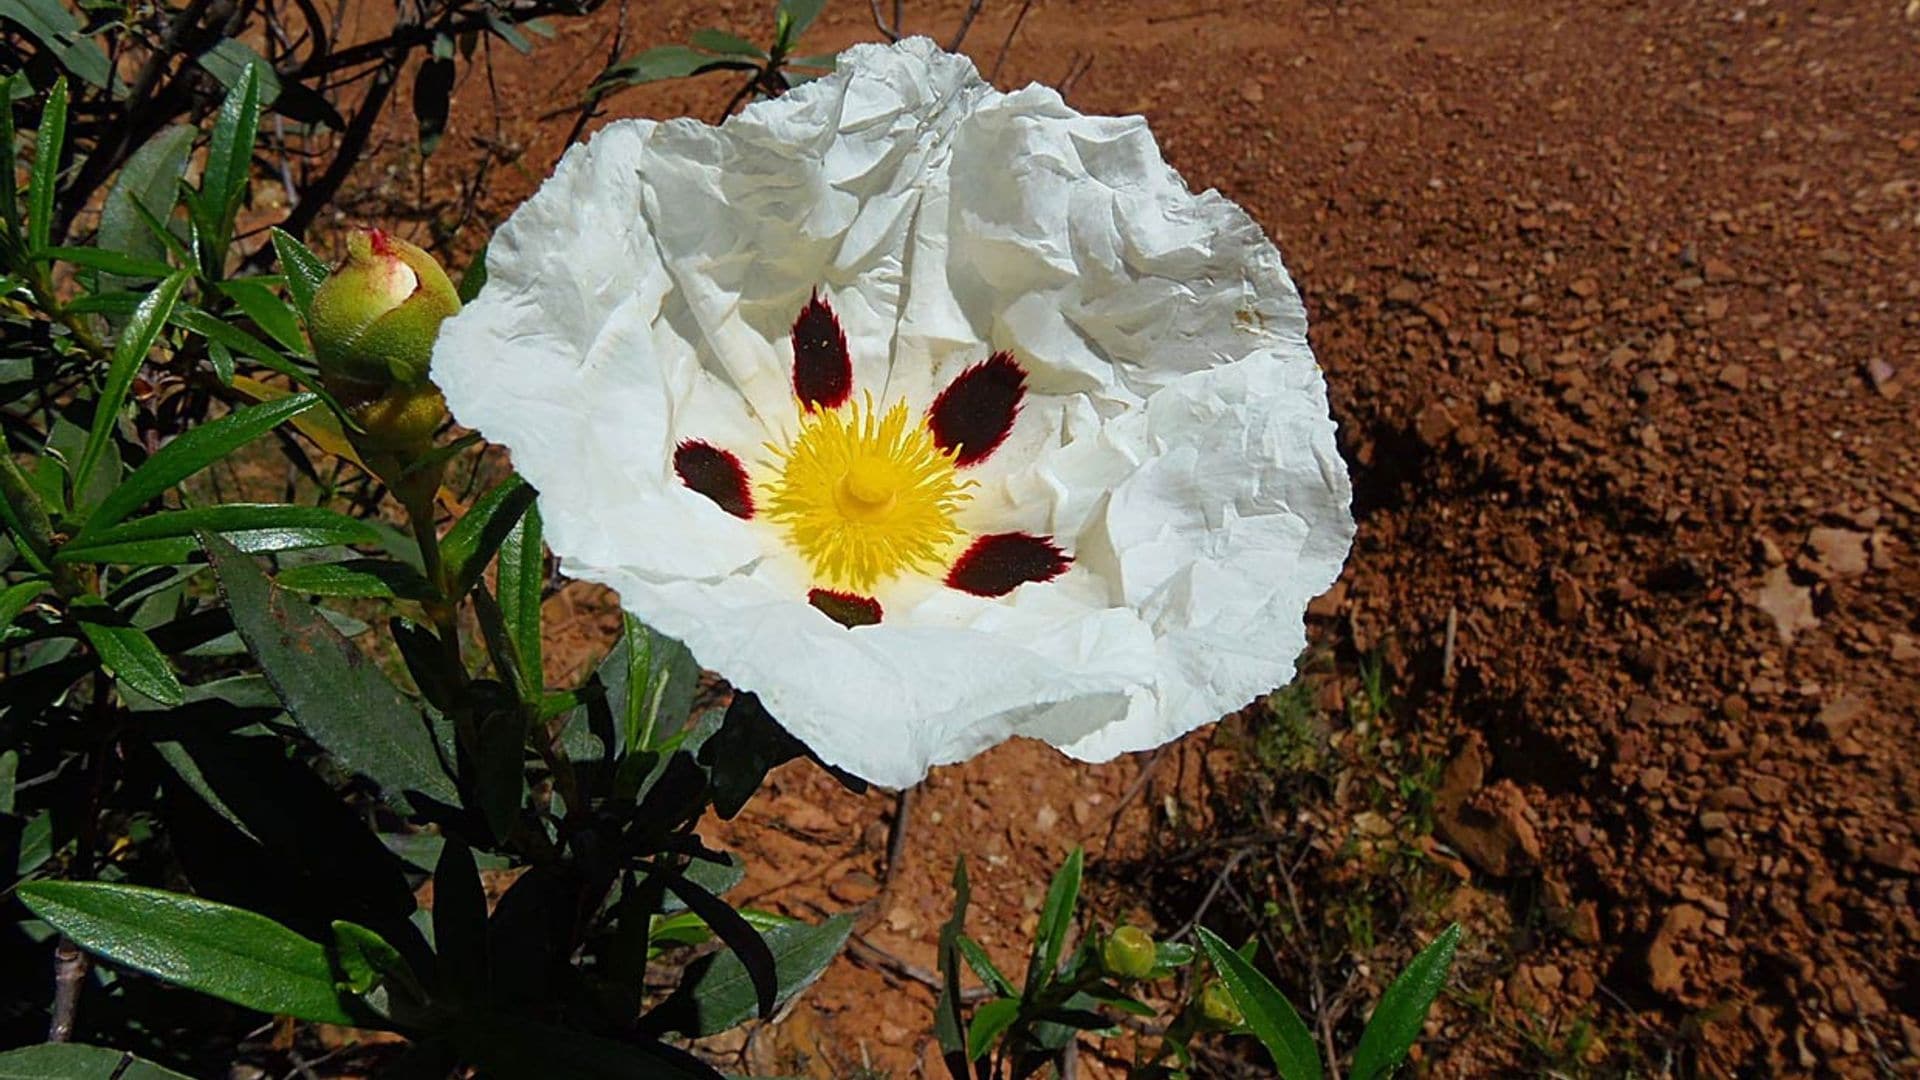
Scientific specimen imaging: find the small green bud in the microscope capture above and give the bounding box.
[308,228,460,399]
[1198,979,1243,1028]
[307,228,459,465]
[1102,925,1158,980]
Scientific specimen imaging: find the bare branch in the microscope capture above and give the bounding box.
[991,0,1035,82]
[947,0,984,51]
[868,0,901,41]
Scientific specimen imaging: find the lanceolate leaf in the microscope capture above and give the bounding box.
[201,531,457,813]
[97,124,194,273]
[73,269,191,500]
[271,227,329,318]
[933,857,971,1069]
[1025,846,1084,996]
[199,63,261,260]
[16,881,360,1025]
[642,914,852,1037]
[59,504,378,563]
[660,870,779,1025]
[0,1042,197,1079]
[496,503,544,698]
[26,76,68,253]
[276,559,432,601]
[966,997,1020,1062]
[1349,924,1462,1080]
[78,393,319,536]
[74,603,184,706]
[1196,927,1322,1080]
[440,473,535,599]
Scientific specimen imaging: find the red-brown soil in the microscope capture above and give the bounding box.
[328,0,1920,1075]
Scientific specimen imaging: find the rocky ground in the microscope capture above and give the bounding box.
[329,0,1920,1075]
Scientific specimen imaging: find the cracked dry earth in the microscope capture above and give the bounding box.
[333,0,1920,1075]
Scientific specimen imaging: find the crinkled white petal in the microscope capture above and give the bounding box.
[433,38,1353,788]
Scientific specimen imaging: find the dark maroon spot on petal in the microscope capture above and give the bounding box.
[791,289,852,410]
[809,588,883,628]
[945,532,1071,598]
[928,352,1025,467]
[674,439,754,519]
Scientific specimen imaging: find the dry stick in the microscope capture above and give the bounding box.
[842,933,992,1002]
[868,0,901,41]
[989,0,1035,82]
[1171,846,1251,943]
[946,0,984,51]
[1273,850,1340,1074]
[559,0,628,152]
[1100,745,1167,854]
[882,782,917,891]
[1442,605,1458,688]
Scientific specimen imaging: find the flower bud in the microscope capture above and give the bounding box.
[307,229,460,463]
[309,228,460,398]
[1102,925,1158,980]
[1197,979,1243,1028]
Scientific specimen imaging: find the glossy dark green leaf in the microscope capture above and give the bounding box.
[78,393,319,536]
[593,45,751,92]
[0,74,19,234]
[271,227,329,318]
[192,39,284,105]
[202,531,457,813]
[97,124,193,274]
[1349,923,1461,1080]
[456,243,488,304]
[277,558,432,600]
[216,277,307,356]
[496,503,543,698]
[661,870,778,1025]
[1196,927,1322,1080]
[644,914,852,1037]
[199,63,261,258]
[473,696,527,841]
[0,1042,196,1079]
[40,245,174,279]
[60,503,377,563]
[331,920,423,1000]
[440,473,534,600]
[0,578,46,627]
[16,881,359,1025]
[1026,846,1084,996]
[75,606,183,706]
[958,933,1016,997]
[412,57,454,155]
[966,997,1020,1062]
[170,304,318,388]
[26,75,67,252]
[699,692,804,819]
[73,269,190,499]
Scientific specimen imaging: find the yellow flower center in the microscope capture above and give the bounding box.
[764,395,971,590]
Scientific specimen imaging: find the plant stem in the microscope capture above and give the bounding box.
[47,939,87,1041]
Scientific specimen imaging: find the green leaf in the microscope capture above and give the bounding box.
[0,0,110,88]
[957,934,1016,997]
[440,473,535,600]
[456,243,488,304]
[966,997,1021,1062]
[40,245,174,279]
[75,605,184,706]
[170,303,319,388]
[412,57,454,155]
[0,74,19,235]
[431,838,487,998]
[198,63,261,263]
[73,269,191,500]
[16,881,360,1025]
[1025,846,1084,996]
[933,858,970,1062]
[216,277,307,356]
[644,914,852,1037]
[97,125,193,278]
[0,1042,197,1079]
[690,27,768,59]
[77,392,319,537]
[201,531,458,813]
[0,578,46,627]
[330,920,423,999]
[699,692,805,819]
[192,38,283,106]
[777,0,827,45]
[1196,927,1322,1080]
[593,45,752,93]
[59,503,378,564]
[26,75,67,252]
[276,558,432,600]
[1349,924,1461,1080]
[496,504,543,699]
[271,227,329,318]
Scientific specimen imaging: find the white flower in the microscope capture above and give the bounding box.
[432,38,1354,788]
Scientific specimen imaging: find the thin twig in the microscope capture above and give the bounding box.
[843,933,993,1002]
[1101,745,1167,854]
[882,782,916,891]
[946,0,984,51]
[1442,605,1458,687]
[990,0,1035,82]
[1172,847,1251,943]
[868,0,901,41]
[1056,52,1094,101]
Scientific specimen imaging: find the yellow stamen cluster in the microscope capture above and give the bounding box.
[764,395,972,590]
